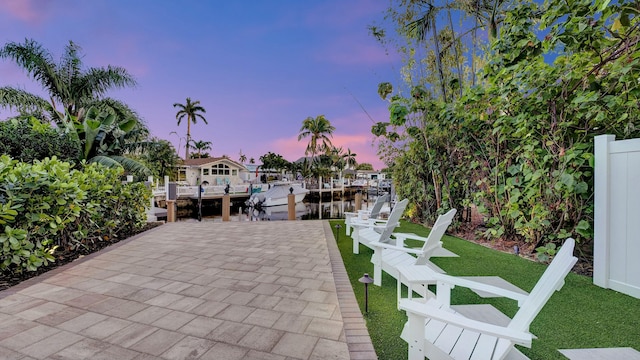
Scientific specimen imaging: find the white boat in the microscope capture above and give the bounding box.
[248,202,309,221]
[248,182,309,207]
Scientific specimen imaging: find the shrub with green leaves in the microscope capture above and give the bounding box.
[374,0,639,252]
[0,117,80,163]
[0,155,150,273]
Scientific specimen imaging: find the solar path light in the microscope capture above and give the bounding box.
[359,273,374,313]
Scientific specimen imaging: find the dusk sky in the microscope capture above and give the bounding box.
[0,0,404,170]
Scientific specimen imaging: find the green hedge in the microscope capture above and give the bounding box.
[0,155,150,273]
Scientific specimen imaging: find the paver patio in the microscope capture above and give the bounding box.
[0,221,377,360]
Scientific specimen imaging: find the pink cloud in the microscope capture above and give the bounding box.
[270,132,384,170]
[0,0,51,25]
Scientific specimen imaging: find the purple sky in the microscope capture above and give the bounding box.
[0,0,403,170]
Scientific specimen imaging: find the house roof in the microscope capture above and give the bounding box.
[180,157,247,169]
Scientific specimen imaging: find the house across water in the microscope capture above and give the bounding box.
[177,156,250,186]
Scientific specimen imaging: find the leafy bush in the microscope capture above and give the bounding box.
[376,0,640,251]
[0,117,80,163]
[0,155,150,273]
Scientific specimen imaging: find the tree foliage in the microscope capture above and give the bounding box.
[0,39,150,176]
[298,115,335,158]
[259,152,290,173]
[173,97,207,160]
[140,138,180,180]
[374,0,640,253]
[0,39,137,121]
[0,117,80,163]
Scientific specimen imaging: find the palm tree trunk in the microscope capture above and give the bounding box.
[185,116,191,160]
[431,19,447,102]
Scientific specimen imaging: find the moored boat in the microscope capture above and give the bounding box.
[248,182,309,207]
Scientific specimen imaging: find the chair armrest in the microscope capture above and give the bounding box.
[352,218,388,225]
[399,299,533,347]
[393,232,430,243]
[432,272,528,304]
[368,241,424,255]
[353,223,389,232]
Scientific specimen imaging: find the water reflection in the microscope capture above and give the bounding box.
[178,191,383,222]
[248,199,361,221]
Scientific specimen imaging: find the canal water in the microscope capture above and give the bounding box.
[179,191,383,222]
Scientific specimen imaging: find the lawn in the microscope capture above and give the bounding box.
[329,220,640,360]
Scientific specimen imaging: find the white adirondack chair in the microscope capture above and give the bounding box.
[344,194,389,236]
[399,238,578,360]
[351,199,409,255]
[367,209,458,288]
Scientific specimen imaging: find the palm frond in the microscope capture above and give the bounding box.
[0,87,51,117]
[89,155,150,177]
[0,39,64,103]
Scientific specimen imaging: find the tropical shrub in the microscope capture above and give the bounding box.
[0,155,150,273]
[373,0,640,253]
[0,117,80,163]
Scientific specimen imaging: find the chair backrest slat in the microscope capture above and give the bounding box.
[377,199,409,243]
[369,194,389,219]
[414,209,457,265]
[509,238,577,331]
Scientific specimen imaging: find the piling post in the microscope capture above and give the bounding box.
[355,190,362,211]
[166,200,176,222]
[222,195,230,221]
[288,188,296,220]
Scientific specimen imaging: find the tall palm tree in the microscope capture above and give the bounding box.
[297,115,335,170]
[407,2,447,102]
[173,97,207,160]
[0,39,137,121]
[0,39,151,175]
[239,150,247,164]
[189,139,212,158]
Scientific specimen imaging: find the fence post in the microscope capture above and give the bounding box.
[593,134,615,288]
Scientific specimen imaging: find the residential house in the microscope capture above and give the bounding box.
[177,157,248,186]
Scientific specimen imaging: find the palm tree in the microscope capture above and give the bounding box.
[0,39,137,121]
[407,2,447,102]
[249,158,255,164]
[297,115,335,170]
[239,150,247,164]
[328,146,347,184]
[0,39,151,174]
[189,139,212,158]
[342,148,358,170]
[173,97,207,160]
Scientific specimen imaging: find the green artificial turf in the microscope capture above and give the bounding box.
[329,220,640,360]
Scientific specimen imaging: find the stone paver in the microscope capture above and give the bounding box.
[0,221,376,359]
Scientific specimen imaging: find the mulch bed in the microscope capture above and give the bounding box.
[0,222,163,292]
[452,221,594,277]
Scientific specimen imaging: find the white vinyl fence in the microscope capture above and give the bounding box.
[594,135,640,298]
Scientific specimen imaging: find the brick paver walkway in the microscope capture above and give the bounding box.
[0,221,377,359]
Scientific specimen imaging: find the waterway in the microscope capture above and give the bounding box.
[178,191,383,222]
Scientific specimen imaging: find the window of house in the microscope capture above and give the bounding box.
[203,168,209,176]
[211,163,231,176]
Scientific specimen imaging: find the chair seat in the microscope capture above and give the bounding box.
[401,299,528,360]
[399,238,578,360]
